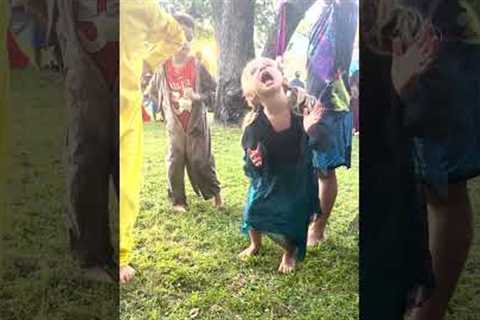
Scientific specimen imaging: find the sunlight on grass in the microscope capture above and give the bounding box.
[1,69,117,320]
[120,121,359,319]
[3,68,479,320]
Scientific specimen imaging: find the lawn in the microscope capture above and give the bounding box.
[1,68,479,320]
[119,119,360,319]
[448,177,480,320]
[0,68,118,320]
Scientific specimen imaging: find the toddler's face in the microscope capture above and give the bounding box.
[176,41,191,59]
[175,25,193,59]
[248,58,283,97]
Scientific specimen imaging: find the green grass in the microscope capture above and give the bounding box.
[2,67,480,320]
[448,177,480,320]
[120,120,360,319]
[1,68,118,320]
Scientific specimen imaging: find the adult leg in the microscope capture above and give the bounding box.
[111,77,119,198]
[308,169,338,245]
[410,182,474,320]
[361,276,407,320]
[119,95,143,283]
[114,113,134,285]
[64,61,114,272]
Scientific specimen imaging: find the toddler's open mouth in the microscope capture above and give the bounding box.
[260,70,274,86]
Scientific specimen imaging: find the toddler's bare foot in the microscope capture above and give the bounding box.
[278,252,296,274]
[238,244,260,259]
[119,265,136,284]
[172,204,187,213]
[213,193,224,209]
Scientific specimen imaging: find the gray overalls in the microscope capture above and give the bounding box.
[148,60,220,206]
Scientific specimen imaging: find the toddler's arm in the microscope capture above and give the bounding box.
[290,88,331,151]
[241,125,265,178]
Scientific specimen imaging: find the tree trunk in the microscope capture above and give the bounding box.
[262,0,317,58]
[211,0,255,124]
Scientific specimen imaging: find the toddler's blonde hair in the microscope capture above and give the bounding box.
[240,57,283,130]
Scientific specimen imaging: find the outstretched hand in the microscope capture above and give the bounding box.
[247,144,263,168]
[184,87,202,101]
[391,22,440,96]
[303,101,326,133]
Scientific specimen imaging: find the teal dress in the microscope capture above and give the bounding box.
[405,42,480,196]
[399,2,480,196]
[241,111,325,260]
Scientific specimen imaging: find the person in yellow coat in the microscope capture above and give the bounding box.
[37,0,183,284]
[119,1,185,283]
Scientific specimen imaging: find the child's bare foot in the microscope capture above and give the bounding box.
[212,193,224,209]
[278,252,296,274]
[119,265,136,284]
[238,244,260,259]
[172,204,187,213]
[307,219,326,247]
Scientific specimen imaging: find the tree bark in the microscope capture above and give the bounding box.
[262,0,317,58]
[211,0,255,124]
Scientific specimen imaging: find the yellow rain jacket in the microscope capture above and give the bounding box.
[119,1,184,266]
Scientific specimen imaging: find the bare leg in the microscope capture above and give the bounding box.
[212,192,224,209]
[409,182,474,320]
[308,170,338,246]
[239,229,262,258]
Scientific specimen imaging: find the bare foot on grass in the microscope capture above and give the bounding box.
[238,244,260,260]
[119,265,136,284]
[172,204,187,213]
[278,252,296,274]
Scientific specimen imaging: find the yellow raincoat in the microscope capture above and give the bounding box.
[119,1,184,266]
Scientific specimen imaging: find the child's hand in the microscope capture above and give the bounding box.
[391,21,439,96]
[303,102,326,133]
[171,91,180,103]
[184,87,201,101]
[247,144,263,168]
